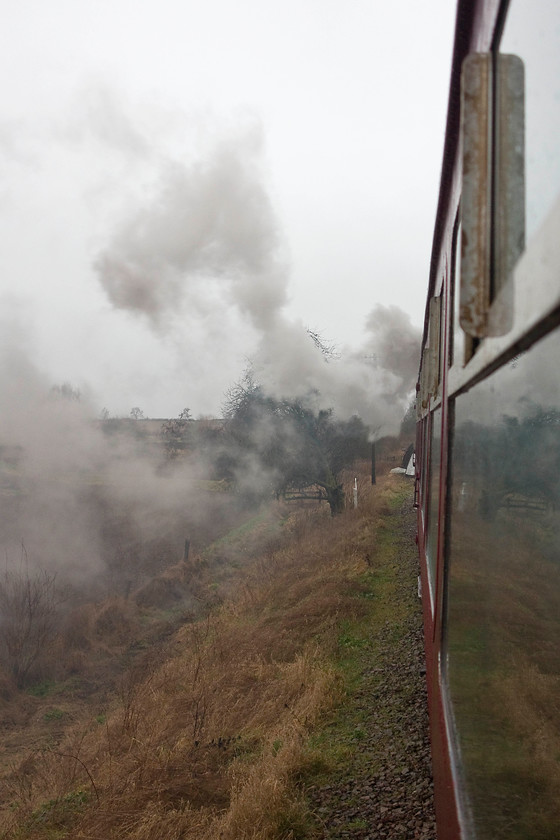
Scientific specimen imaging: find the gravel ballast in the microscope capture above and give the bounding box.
[305,497,437,840]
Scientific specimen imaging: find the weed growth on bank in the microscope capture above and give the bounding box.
[0,470,415,839]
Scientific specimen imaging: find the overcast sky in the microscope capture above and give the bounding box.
[0,0,456,418]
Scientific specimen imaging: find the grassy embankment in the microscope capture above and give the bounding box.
[0,468,420,839]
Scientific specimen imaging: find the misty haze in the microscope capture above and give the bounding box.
[1,93,420,609]
[0,89,421,694]
[0,2,449,832]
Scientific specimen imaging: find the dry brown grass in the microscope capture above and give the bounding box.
[0,466,404,839]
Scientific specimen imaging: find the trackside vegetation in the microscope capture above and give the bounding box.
[0,468,433,839]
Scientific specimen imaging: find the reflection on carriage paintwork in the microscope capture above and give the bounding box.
[426,407,441,602]
[446,328,560,840]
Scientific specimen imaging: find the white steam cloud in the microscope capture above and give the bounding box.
[94,122,287,333]
[0,306,237,590]
[94,109,420,434]
[0,95,420,627]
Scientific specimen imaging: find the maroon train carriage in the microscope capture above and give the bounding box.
[416,0,560,838]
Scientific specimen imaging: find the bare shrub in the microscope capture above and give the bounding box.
[0,667,16,702]
[1,467,389,838]
[94,598,138,646]
[62,604,95,652]
[0,550,60,687]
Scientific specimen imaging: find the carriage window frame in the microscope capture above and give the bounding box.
[459,52,525,343]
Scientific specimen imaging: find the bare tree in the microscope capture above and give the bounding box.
[161,408,193,458]
[306,328,340,361]
[220,378,370,515]
[0,548,60,686]
[50,382,81,401]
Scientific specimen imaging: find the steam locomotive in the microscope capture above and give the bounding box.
[416,0,560,838]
